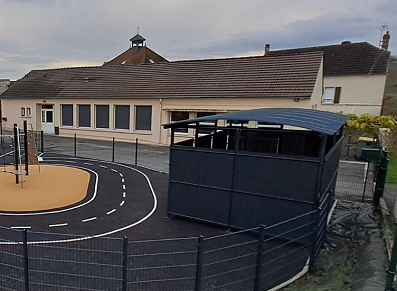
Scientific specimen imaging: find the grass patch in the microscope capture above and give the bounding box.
[387,154,397,183]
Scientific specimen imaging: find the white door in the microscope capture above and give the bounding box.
[41,107,54,134]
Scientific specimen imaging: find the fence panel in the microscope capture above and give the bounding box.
[201,228,259,291]
[127,237,198,291]
[0,227,25,291]
[26,232,123,291]
[259,212,315,290]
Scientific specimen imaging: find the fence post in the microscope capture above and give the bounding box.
[74,134,77,157]
[254,225,265,291]
[112,137,115,163]
[22,230,29,291]
[122,236,128,291]
[386,224,397,290]
[135,138,138,166]
[195,235,204,291]
[373,151,389,208]
[0,123,3,145]
[345,134,351,160]
[309,209,320,272]
[361,160,370,203]
[40,131,44,153]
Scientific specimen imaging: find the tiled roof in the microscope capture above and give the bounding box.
[102,46,168,66]
[1,52,323,99]
[265,42,390,76]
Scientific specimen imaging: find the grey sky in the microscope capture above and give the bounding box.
[0,0,395,80]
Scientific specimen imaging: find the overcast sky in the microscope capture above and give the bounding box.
[0,0,395,80]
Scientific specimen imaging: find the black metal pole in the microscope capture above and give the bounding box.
[135,138,138,166]
[14,124,19,184]
[0,123,3,145]
[254,225,265,291]
[122,236,128,291]
[112,137,115,163]
[40,131,44,153]
[74,134,77,157]
[386,223,397,290]
[362,160,370,203]
[345,134,351,160]
[195,236,204,291]
[24,120,29,176]
[23,230,30,291]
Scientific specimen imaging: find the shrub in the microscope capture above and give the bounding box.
[344,114,396,131]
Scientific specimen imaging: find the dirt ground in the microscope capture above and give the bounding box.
[0,165,89,211]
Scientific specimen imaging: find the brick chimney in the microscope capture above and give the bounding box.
[264,44,270,55]
[382,31,390,50]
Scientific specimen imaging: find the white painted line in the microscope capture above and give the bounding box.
[106,209,116,215]
[111,168,118,173]
[82,217,97,223]
[0,164,99,216]
[119,173,123,177]
[0,150,14,158]
[122,184,126,190]
[123,192,126,198]
[121,178,125,183]
[84,162,93,166]
[120,201,125,207]
[49,223,68,228]
[45,160,76,164]
[11,226,31,229]
[100,165,107,168]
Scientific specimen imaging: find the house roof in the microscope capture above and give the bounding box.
[102,46,168,66]
[163,108,349,135]
[1,52,323,100]
[265,42,390,76]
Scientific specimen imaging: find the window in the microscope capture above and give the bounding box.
[135,106,152,131]
[21,107,26,116]
[171,111,189,134]
[323,87,341,104]
[115,105,130,130]
[96,105,109,129]
[61,105,73,126]
[26,108,31,116]
[78,105,91,128]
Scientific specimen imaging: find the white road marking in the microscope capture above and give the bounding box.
[11,226,31,229]
[100,165,107,168]
[82,217,97,223]
[106,209,116,215]
[121,178,125,183]
[122,185,126,190]
[0,150,14,158]
[49,223,68,228]
[0,157,158,244]
[119,173,123,177]
[84,162,93,166]
[123,192,126,198]
[111,169,118,173]
[120,201,125,207]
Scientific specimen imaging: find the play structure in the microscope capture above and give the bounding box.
[1,121,40,188]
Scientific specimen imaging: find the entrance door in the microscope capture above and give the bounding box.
[41,105,54,134]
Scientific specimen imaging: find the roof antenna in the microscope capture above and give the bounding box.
[379,25,388,48]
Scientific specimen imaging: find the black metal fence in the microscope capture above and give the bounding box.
[0,210,319,291]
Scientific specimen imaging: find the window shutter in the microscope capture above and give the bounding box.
[334,87,341,104]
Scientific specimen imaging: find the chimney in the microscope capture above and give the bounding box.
[264,44,270,55]
[382,31,390,50]
[341,41,351,45]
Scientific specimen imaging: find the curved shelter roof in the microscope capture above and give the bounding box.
[163,108,349,136]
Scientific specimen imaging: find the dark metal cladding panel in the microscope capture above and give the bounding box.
[169,147,234,189]
[168,182,231,225]
[233,154,318,202]
[321,138,343,194]
[230,192,313,231]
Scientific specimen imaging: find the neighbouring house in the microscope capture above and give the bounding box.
[0,79,12,121]
[102,33,168,66]
[264,32,391,115]
[0,52,324,145]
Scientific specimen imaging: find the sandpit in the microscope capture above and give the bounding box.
[0,165,90,212]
